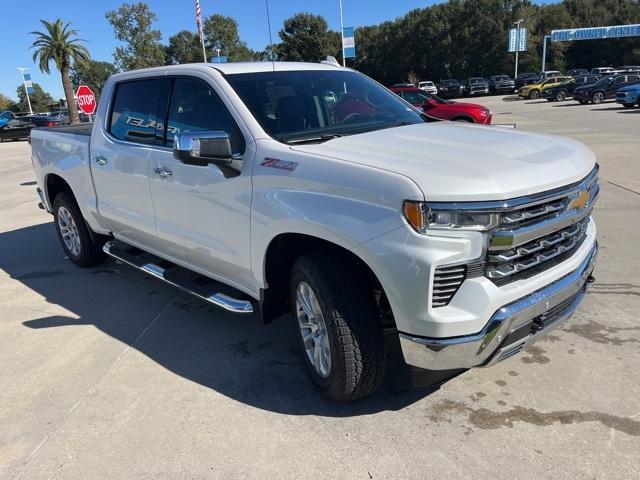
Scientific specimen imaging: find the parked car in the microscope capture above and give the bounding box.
[0,111,14,128]
[573,73,640,104]
[539,70,563,79]
[390,87,492,124]
[519,76,572,99]
[438,79,463,98]
[615,65,640,73]
[417,81,438,94]
[542,74,602,102]
[488,75,515,94]
[461,77,489,96]
[0,115,34,142]
[392,83,415,88]
[25,115,61,128]
[29,62,599,401]
[515,73,539,89]
[615,84,640,108]
[591,67,614,75]
[567,69,589,77]
[49,111,70,125]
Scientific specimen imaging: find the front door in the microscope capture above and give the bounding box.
[147,76,254,293]
[90,77,163,247]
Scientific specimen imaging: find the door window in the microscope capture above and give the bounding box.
[109,79,163,145]
[164,77,244,153]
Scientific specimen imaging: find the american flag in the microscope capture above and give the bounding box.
[195,0,204,43]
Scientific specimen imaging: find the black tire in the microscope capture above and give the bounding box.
[529,89,540,100]
[53,192,105,267]
[555,90,567,102]
[622,103,635,109]
[290,253,386,402]
[451,117,474,123]
[592,91,605,104]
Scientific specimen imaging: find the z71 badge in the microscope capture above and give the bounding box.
[261,158,298,171]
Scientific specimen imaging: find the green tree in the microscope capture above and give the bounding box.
[105,2,166,70]
[278,13,341,62]
[15,83,55,113]
[29,19,89,124]
[71,60,117,100]
[203,14,257,61]
[166,30,204,64]
[0,94,15,111]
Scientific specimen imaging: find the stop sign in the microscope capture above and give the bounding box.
[76,85,97,115]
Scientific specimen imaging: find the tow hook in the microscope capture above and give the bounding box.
[586,275,595,284]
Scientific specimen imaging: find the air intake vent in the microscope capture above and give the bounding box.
[432,265,467,308]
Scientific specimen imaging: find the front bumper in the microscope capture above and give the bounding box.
[399,242,597,370]
[616,93,637,104]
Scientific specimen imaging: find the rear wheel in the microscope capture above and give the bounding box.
[555,90,567,102]
[53,193,105,267]
[592,91,605,104]
[290,253,386,402]
[529,90,541,99]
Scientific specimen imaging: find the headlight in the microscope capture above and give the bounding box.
[480,109,491,117]
[403,201,500,232]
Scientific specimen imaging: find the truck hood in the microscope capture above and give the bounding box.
[291,123,595,202]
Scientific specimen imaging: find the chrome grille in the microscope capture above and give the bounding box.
[485,168,598,286]
[432,265,466,308]
[486,217,589,282]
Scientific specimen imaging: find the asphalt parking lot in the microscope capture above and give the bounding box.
[1,96,639,479]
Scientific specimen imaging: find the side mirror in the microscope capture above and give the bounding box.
[424,98,438,108]
[173,131,233,166]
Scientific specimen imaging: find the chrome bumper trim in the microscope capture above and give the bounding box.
[399,241,598,370]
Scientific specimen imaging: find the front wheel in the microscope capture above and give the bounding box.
[622,103,636,109]
[555,91,567,101]
[529,90,540,99]
[53,193,105,267]
[592,91,605,104]
[290,253,386,402]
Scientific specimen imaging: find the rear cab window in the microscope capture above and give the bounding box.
[108,79,163,145]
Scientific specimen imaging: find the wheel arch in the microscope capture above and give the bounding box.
[260,232,394,327]
[45,173,75,208]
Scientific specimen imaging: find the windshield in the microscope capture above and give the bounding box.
[443,80,458,86]
[492,76,510,81]
[226,70,425,143]
[400,90,429,104]
[592,76,614,86]
[469,78,485,84]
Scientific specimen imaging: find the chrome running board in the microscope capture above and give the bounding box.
[103,240,254,314]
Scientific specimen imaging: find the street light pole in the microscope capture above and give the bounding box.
[339,0,346,67]
[541,34,551,74]
[16,67,33,115]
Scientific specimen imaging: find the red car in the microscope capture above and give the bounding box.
[390,87,492,124]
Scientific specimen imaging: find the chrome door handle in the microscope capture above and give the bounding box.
[153,167,173,178]
[94,155,108,166]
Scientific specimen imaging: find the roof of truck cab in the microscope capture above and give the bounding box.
[109,62,351,81]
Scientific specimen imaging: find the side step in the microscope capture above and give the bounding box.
[103,240,255,314]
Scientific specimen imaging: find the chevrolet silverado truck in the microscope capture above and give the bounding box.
[31,62,599,402]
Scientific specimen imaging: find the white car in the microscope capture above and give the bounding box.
[418,81,438,94]
[31,62,599,401]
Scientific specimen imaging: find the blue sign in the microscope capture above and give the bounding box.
[343,27,356,59]
[23,73,31,81]
[26,86,34,94]
[508,28,527,52]
[211,55,228,63]
[551,24,640,42]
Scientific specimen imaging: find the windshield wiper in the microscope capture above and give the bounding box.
[284,134,343,145]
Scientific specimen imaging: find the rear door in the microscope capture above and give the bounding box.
[147,75,254,292]
[90,77,163,247]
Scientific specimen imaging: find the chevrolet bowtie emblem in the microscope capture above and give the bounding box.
[568,189,590,210]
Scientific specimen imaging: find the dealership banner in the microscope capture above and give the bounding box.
[508,28,527,52]
[343,27,356,58]
[551,24,640,42]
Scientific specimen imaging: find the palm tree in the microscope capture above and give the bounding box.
[30,19,90,124]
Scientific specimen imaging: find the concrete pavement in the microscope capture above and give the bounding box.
[1,97,639,479]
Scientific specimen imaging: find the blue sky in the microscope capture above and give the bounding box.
[2,0,550,101]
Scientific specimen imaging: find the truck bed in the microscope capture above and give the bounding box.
[34,123,93,136]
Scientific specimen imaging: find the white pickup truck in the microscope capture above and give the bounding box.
[31,62,599,402]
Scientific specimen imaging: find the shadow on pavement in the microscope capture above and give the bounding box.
[3,222,455,417]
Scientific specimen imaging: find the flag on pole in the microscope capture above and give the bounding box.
[195,0,207,62]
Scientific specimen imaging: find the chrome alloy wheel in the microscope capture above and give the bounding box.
[296,281,331,378]
[57,206,81,257]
